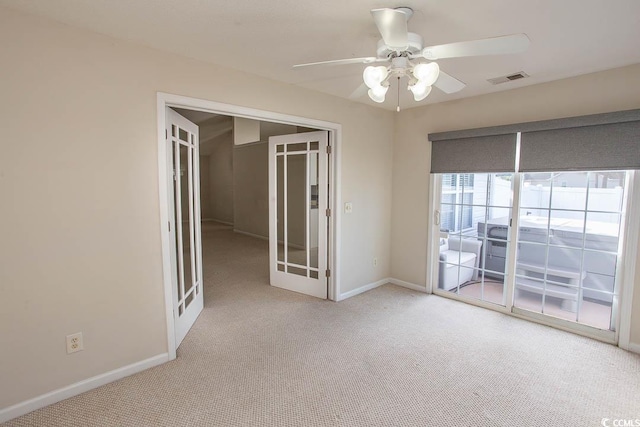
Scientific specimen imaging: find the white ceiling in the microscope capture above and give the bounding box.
[4,0,640,111]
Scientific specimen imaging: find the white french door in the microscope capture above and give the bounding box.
[268,131,329,299]
[166,108,204,347]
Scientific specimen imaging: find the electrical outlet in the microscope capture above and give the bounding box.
[66,332,84,354]
[373,257,378,266]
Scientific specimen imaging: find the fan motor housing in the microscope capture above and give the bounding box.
[377,32,423,58]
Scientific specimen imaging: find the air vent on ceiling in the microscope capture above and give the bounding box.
[487,72,530,85]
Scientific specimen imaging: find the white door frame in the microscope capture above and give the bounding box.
[157,92,342,360]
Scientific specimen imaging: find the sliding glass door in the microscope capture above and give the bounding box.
[432,169,630,334]
[428,109,640,341]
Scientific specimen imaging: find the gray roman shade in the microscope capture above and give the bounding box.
[429,108,640,174]
[430,133,517,173]
[519,120,640,172]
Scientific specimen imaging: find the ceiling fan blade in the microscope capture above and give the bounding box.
[422,33,530,60]
[293,57,381,68]
[349,83,368,100]
[434,71,466,94]
[371,8,409,49]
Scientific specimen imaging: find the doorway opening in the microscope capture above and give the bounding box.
[158,93,341,360]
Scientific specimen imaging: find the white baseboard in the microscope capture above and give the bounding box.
[337,278,390,301]
[233,229,268,241]
[0,353,169,423]
[388,277,428,293]
[337,277,428,301]
[627,342,640,355]
[203,218,233,225]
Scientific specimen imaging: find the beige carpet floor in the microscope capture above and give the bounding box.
[5,222,640,426]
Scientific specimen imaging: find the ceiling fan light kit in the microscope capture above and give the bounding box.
[363,65,389,89]
[368,85,389,103]
[363,60,440,103]
[293,6,530,109]
[412,62,440,87]
[408,81,432,102]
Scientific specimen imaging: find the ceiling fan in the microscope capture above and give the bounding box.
[293,7,530,109]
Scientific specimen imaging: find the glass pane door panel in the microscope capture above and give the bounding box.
[440,203,456,232]
[276,155,285,263]
[309,152,319,269]
[437,173,513,306]
[191,145,200,289]
[514,170,627,331]
[518,210,550,244]
[579,290,614,330]
[548,209,585,249]
[178,128,188,142]
[515,278,544,313]
[481,273,505,306]
[583,250,617,291]
[516,242,547,270]
[458,270,505,305]
[180,144,194,296]
[172,141,182,302]
[287,153,307,268]
[520,173,552,209]
[287,143,307,152]
[587,172,625,212]
[288,266,307,277]
[585,212,621,251]
[550,172,588,210]
[546,247,583,280]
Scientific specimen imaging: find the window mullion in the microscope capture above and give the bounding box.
[506,173,522,311]
[576,172,592,322]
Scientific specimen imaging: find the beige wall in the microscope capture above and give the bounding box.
[199,155,213,219]
[233,125,316,246]
[208,133,234,223]
[0,7,394,409]
[390,63,640,345]
[233,143,269,237]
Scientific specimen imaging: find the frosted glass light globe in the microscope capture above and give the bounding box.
[408,81,432,101]
[412,62,440,87]
[363,66,389,89]
[367,84,389,103]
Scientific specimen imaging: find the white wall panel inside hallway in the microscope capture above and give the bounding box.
[390,63,640,347]
[233,142,269,238]
[0,5,394,413]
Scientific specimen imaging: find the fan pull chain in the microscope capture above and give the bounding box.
[396,77,401,112]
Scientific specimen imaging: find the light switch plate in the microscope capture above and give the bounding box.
[344,202,353,213]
